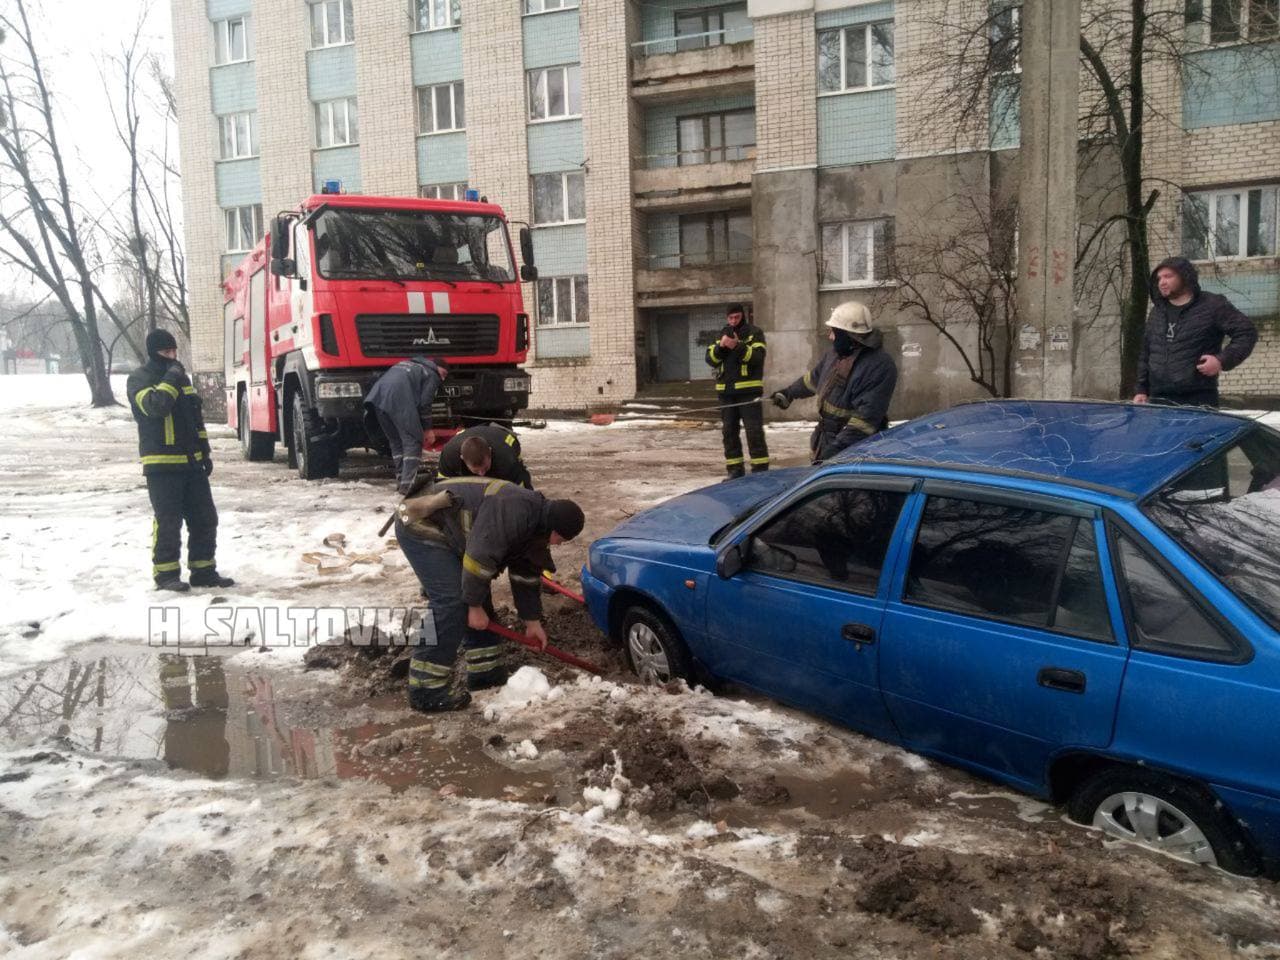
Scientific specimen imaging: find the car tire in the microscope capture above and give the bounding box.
[291,393,339,481]
[239,392,276,462]
[1067,766,1260,875]
[619,606,694,686]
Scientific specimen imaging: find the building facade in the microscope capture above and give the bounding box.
[172,0,1280,417]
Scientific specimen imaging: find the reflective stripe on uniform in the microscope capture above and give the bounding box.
[188,559,216,569]
[845,415,876,436]
[463,553,496,578]
[157,382,180,398]
[410,657,453,677]
[725,456,745,466]
[802,372,815,391]
[198,430,208,439]
[408,675,449,689]
[153,561,180,575]
[750,456,770,465]
[485,479,509,495]
[735,380,763,390]
[504,434,516,446]
[163,414,175,446]
[820,400,853,419]
[141,453,202,465]
[134,386,155,410]
[182,386,197,395]
[715,382,727,391]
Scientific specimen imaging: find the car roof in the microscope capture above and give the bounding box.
[832,399,1254,499]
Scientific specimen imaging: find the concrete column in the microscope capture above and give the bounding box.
[1014,0,1079,399]
[255,0,313,220]
[354,0,417,196]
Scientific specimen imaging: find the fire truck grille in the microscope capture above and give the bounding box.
[355,314,501,357]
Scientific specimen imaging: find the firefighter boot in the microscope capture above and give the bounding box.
[407,650,472,712]
[155,577,191,593]
[190,569,236,588]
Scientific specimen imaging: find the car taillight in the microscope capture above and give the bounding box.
[516,312,529,352]
[318,313,339,355]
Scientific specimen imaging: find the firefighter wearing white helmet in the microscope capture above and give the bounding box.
[771,300,898,462]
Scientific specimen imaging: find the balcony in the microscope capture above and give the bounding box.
[635,251,753,308]
[633,147,755,212]
[631,28,754,103]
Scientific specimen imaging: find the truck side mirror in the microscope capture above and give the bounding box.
[270,218,291,260]
[271,258,297,278]
[520,264,539,282]
[519,226,535,267]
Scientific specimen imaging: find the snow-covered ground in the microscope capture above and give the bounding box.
[2,374,1279,959]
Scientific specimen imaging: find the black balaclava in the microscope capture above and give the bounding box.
[146,329,178,362]
[832,328,859,357]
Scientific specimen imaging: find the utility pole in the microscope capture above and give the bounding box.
[1014,0,1079,399]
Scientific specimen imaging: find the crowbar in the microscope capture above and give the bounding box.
[541,571,586,605]
[485,621,602,675]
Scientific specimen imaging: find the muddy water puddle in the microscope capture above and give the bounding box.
[0,647,550,800]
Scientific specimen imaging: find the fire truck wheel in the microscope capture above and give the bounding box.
[239,392,276,462]
[291,392,339,481]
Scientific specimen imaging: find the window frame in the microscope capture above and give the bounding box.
[309,0,354,47]
[901,481,1117,643]
[1200,0,1280,44]
[676,209,752,266]
[416,81,466,135]
[672,3,750,51]
[530,170,586,226]
[1182,184,1279,261]
[413,0,462,32]
[527,64,583,122]
[418,182,470,200]
[1105,514,1252,664]
[819,217,896,288]
[817,20,896,96]
[675,107,756,165]
[213,16,251,65]
[524,0,579,14]
[217,111,259,160]
[990,4,1021,74]
[224,204,264,254]
[314,97,359,148]
[536,274,589,327]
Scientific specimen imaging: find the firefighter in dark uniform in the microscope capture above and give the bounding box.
[437,422,534,489]
[127,329,234,591]
[772,301,898,462]
[363,356,447,494]
[706,303,768,479]
[393,478,585,712]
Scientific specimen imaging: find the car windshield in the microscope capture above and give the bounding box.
[313,208,515,283]
[1144,425,1280,632]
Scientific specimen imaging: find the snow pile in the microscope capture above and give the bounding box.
[481,666,561,721]
[580,749,632,821]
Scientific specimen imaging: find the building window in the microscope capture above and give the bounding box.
[214,16,251,65]
[678,210,751,265]
[525,0,578,12]
[309,0,354,47]
[1202,0,1280,43]
[531,171,586,224]
[527,64,582,121]
[416,82,465,134]
[990,5,1021,73]
[537,276,589,326]
[676,109,755,165]
[1183,185,1278,260]
[414,0,461,31]
[673,3,750,50]
[218,112,259,160]
[314,97,359,147]
[820,218,895,285]
[418,182,469,200]
[817,21,895,93]
[225,205,264,253]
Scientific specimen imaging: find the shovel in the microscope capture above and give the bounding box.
[541,571,586,606]
[485,621,603,675]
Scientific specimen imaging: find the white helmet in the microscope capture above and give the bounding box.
[826,300,873,335]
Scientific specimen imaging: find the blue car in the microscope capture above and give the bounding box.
[583,400,1280,876]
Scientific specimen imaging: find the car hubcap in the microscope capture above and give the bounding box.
[1092,791,1217,866]
[627,622,671,685]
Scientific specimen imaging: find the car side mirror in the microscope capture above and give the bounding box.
[520,264,539,282]
[716,541,746,579]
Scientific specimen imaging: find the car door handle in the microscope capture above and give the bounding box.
[841,622,876,645]
[1038,667,1086,694]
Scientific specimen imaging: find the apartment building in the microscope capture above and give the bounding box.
[172,0,1280,417]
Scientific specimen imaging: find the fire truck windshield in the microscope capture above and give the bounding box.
[312,208,516,284]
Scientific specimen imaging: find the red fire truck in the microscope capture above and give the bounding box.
[223,191,535,479]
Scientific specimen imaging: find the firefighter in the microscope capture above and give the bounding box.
[771,301,898,462]
[363,356,447,495]
[393,478,585,712]
[437,421,534,489]
[706,303,768,479]
[127,329,234,591]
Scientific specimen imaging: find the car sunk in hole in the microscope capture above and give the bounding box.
[582,400,1280,877]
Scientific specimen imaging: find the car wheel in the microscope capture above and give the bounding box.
[291,393,338,480]
[1067,766,1259,875]
[619,606,693,686]
[239,392,275,462]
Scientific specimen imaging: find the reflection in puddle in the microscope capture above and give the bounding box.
[0,651,547,799]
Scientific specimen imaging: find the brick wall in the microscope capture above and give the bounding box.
[754,11,816,170]
[894,0,987,159]
[1221,320,1280,400]
[355,0,417,196]
[256,0,313,228]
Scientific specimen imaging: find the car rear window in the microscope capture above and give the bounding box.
[1144,426,1280,633]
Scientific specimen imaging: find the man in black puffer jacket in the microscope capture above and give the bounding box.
[1134,257,1256,407]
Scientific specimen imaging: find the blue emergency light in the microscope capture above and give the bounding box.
[464,189,480,202]
[321,179,343,195]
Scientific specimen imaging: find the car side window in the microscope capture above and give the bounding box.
[905,496,1112,640]
[746,487,907,596]
[1113,532,1236,658]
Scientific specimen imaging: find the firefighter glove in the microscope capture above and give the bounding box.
[203,458,214,477]
[771,392,791,410]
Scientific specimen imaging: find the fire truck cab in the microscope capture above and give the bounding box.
[223,192,534,479]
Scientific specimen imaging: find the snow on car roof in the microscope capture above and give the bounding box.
[832,399,1258,499]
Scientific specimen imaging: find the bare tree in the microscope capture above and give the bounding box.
[889,194,1020,398]
[0,0,125,404]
